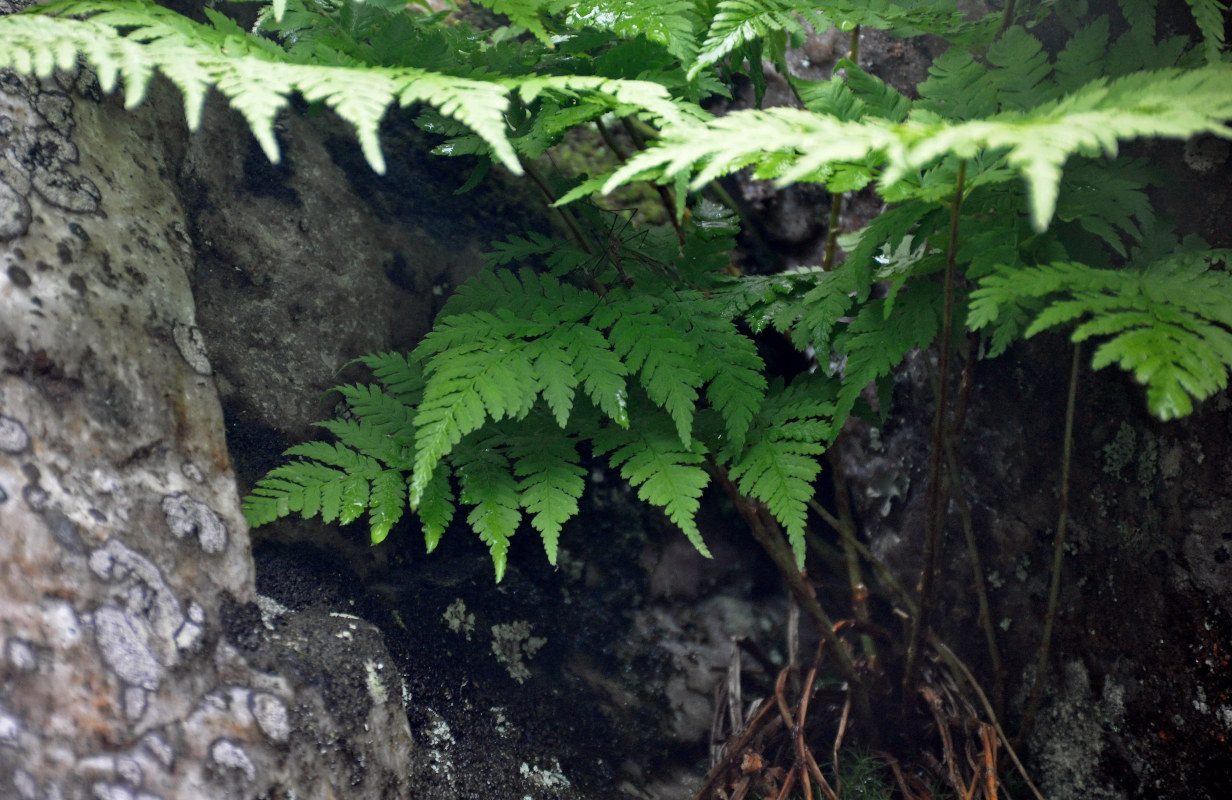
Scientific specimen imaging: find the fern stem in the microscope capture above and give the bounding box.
[825,450,878,664]
[903,159,967,703]
[712,463,876,736]
[823,194,842,270]
[1018,341,1081,746]
[932,640,1047,800]
[998,0,1018,38]
[595,116,683,241]
[809,496,917,618]
[945,337,1005,715]
[521,158,594,254]
[594,117,628,162]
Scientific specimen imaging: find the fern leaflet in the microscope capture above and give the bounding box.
[593,407,713,556]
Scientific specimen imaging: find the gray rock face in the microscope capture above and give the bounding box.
[0,68,416,798]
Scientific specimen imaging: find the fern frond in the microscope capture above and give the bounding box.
[689,0,824,81]
[970,252,1232,419]
[355,350,425,401]
[513,73,699,132]
[409,315,542,507]
[417,465,456,554]
[453,437,523,581]
[315,416,412,471]
[507,431,587,564]
[565,0,700,66]
[242,442,393,531]
[608,64,1232,231]
[726,376,837,565]
[595,294,704,446]
[478,0,556,46]
[833,282,943,421]
[1054,158,1154,257]
[567,324,631,427]
[5,0,520,174]
[1053,16,1111,92]
[593,408,712,556]
[1184,0,1229,62]
[659,294,766,450]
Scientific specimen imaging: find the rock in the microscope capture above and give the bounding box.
[0,66,417,798]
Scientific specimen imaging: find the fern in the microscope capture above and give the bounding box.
[593,406,713,556]
[723,376,837,563]
[242,441,403,540]
[19,0,1219,576]
[970,250,1232,420]
[1184,0,1230,62]
[607,63,1232,231]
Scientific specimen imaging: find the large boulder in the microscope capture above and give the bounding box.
[0,65,418,798]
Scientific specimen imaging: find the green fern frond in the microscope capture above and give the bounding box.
[507,431,587,564]
[242,442,393,531]
[410,316,542,507]
[1184,0,1229,62]
[595,294,704,446]
[833,282,944,421]
[513,73,699,131]
[1053,16,1111,92]
[568,325,632,427]
[726,376,836,565]
[316,416,412,471]
[454,437,523,581]
[1054,158,1154,258]
[689,0,823,81]
[417,466,456,554]
[478,0,556,46]
[970,252,1232,419]
[593,408,712,556]
[355,350,425,401]
[5,0,520,174]
[367,469,409,544]
[608,64,1232,231]
[660,295,766,450]
[565,0,700,66]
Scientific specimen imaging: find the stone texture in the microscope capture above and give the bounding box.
[0,66,416,799]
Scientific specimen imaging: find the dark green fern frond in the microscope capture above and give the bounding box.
[507,429,587,564]
[725,375,837,565]
[1184,0,1229,62]
[832,281,944,422]
[478,0,557,46]
[355,351,425,402]
[417,466,456,554]
[970,251,1232,419]
[1054,158,1154,258]
[660,294,766,451]
[593,405,712,556]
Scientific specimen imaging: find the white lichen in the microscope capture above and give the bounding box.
[491,621,546,685]
[442,598,475,640]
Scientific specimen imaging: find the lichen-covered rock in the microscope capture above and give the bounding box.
[0,67,416,799]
